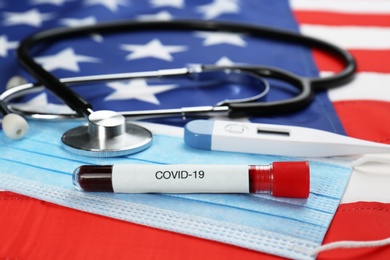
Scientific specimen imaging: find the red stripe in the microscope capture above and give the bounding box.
[351,50,390,73]
[3,192,390,259]
[313,49,390,73]
[294,11,390,73]
[333,100,390,143]
[294,11,390,27]
[311,49,345,73]
[0,191,282,260]
[319,202,390,260]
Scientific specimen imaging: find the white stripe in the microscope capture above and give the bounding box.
[327,72,390,102]
[329,71,390,203]
[290,0,390,14]
[300,25,390,49]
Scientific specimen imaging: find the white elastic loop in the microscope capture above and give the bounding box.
[352,155,390,168]
[311,237,390,256]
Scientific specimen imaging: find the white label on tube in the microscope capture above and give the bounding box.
[112,164,249,193]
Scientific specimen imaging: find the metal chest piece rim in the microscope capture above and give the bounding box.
[61,110,152,157]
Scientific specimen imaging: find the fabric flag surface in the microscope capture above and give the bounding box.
[292,0,390,259]
[0,0,390,259]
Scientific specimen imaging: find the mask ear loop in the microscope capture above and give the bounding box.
[352,154,390,168]
[308,237,390,257]
[302,154,390,256]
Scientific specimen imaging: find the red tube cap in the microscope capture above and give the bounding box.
[272,161,310,198]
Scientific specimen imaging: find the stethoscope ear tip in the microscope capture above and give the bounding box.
[6,75,28,90]
[2,113,29,140]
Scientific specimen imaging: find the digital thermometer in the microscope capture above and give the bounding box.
[184,120,390,157]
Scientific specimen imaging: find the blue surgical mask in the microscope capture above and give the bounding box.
[0,120,352,260]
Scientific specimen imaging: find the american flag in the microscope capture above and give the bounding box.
[292,1,390,259]
[0,0,389,259]
[1,0,344,131]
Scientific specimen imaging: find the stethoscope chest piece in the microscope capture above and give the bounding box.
[61,110,152,157]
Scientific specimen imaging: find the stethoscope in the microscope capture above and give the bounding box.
[0,20,356,157]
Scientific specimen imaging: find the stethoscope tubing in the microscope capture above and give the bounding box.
[0,65,272,120]
[15,19,357,119]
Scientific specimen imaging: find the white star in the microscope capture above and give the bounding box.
[105,79,177,105]
[11,93,73,114]
[0,35,18,58]
[150,0,184,8]
[60,16,98,27]
[34,47,100,72]
[84,0,129,12]
[120,39,187,61]
[60,17,103,42]
[195,31,246,47]
[30,0,69,5]
[215,56,235,66]
[137,11,173,21]
[3,9,53,27]
[196,0,240,19]
[186,56,236,70]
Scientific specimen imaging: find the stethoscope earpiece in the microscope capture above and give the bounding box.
[2,113,29,140]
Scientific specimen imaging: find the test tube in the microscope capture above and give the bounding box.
[73,161,310,198]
